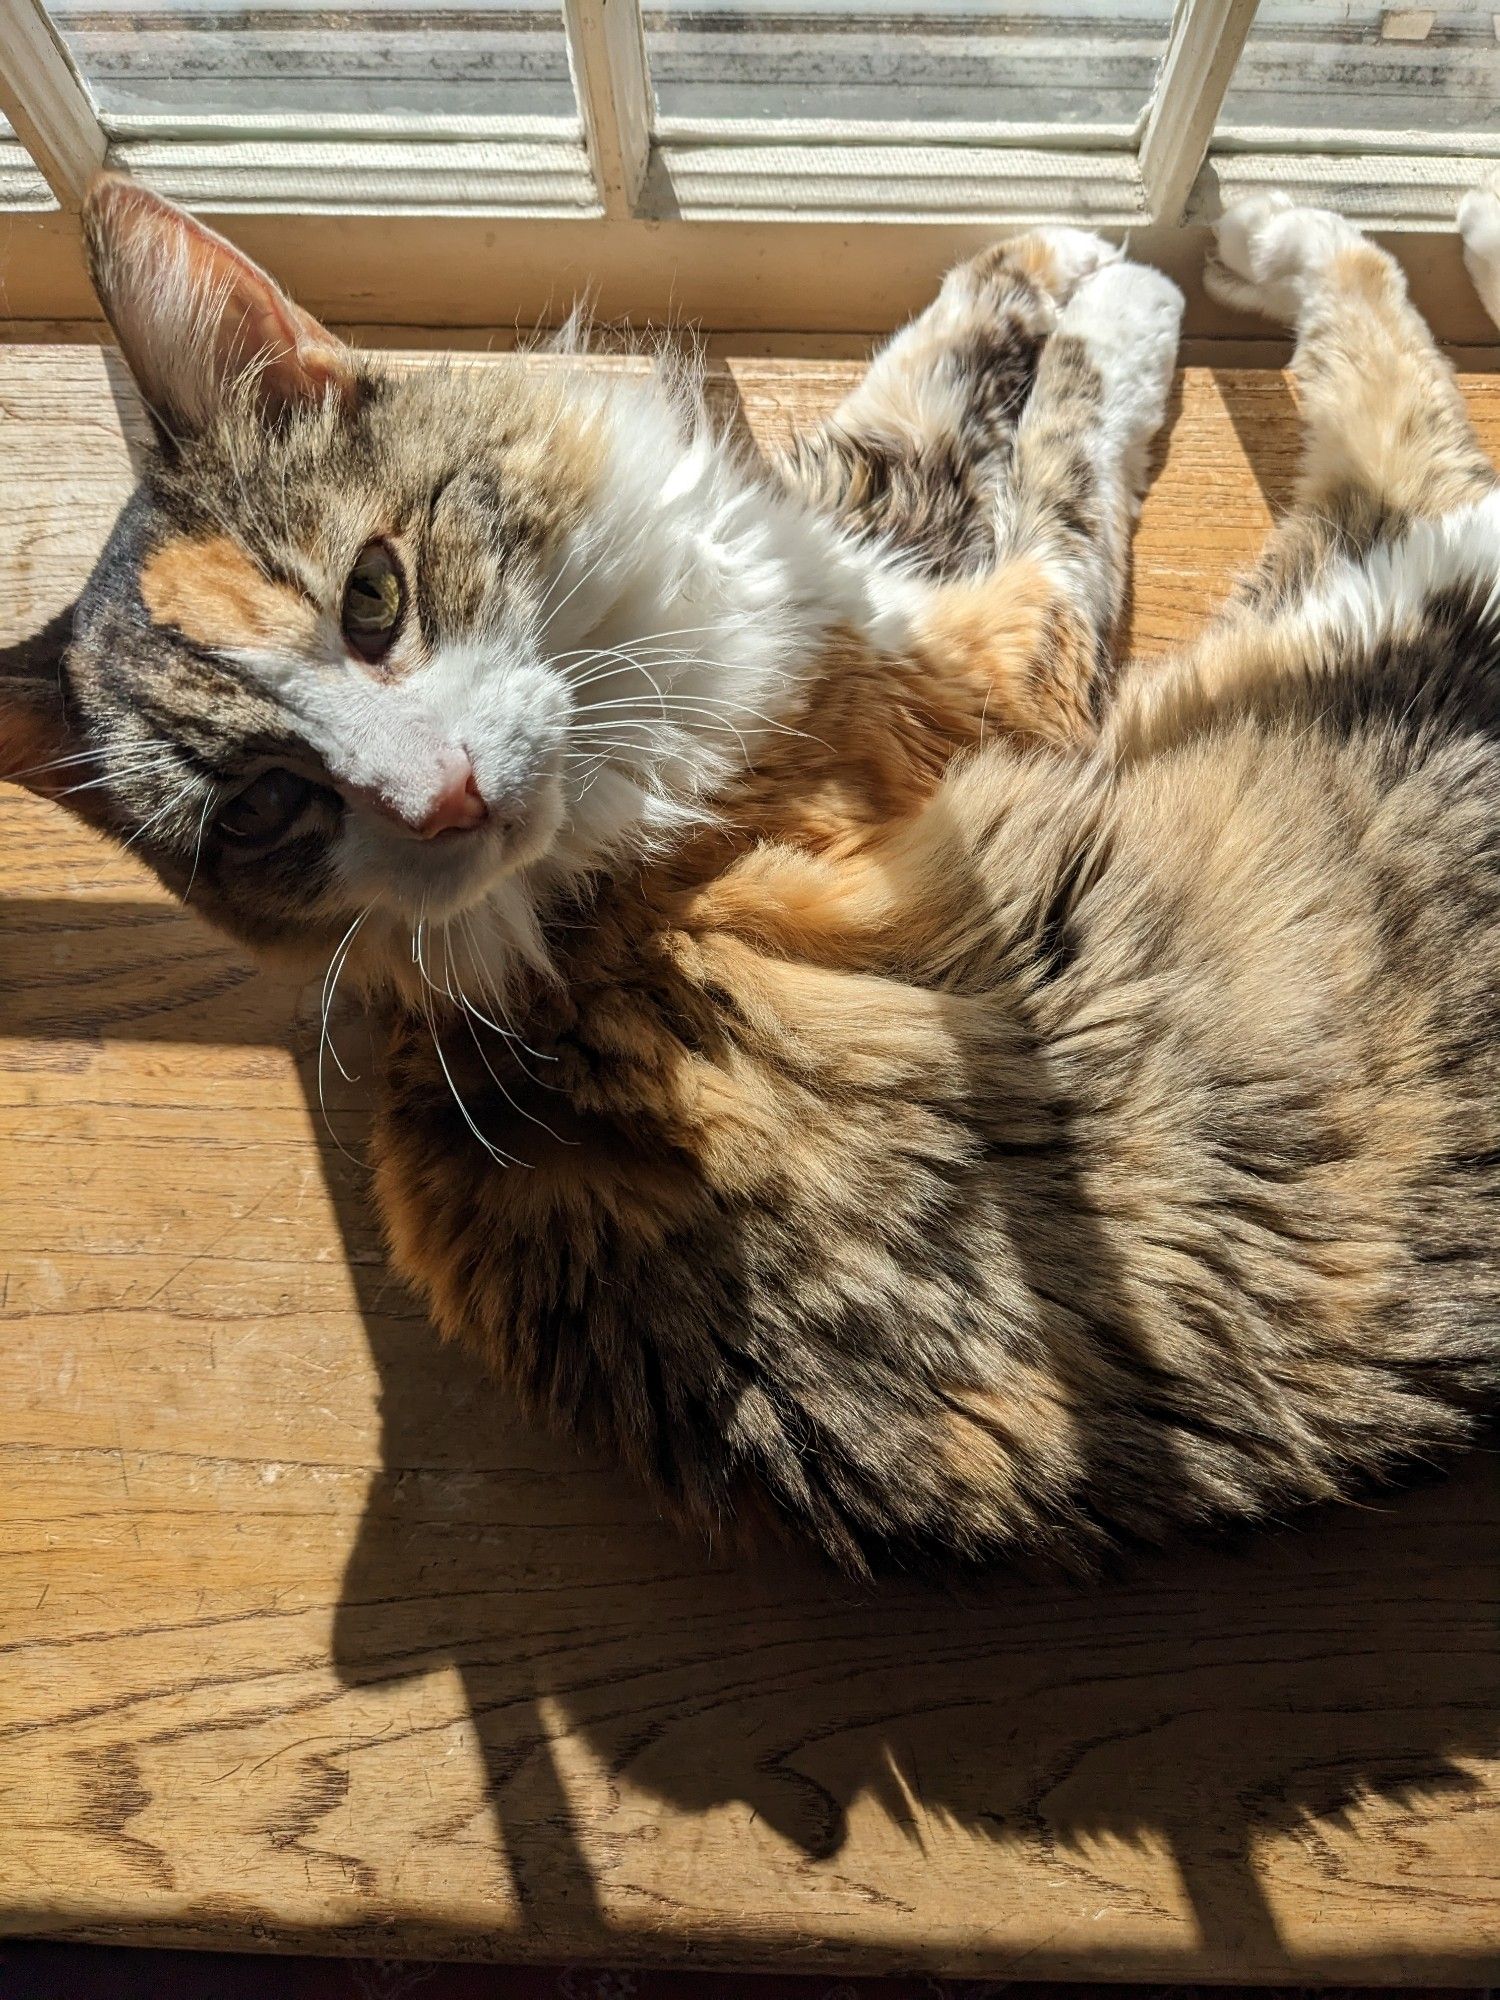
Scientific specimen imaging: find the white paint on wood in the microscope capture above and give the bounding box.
[1139,0,1262,226]
[1381,8,1437,40]
[562,0,654,217]
[0,0,106,205]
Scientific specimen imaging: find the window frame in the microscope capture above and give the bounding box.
[1,0,1498,341]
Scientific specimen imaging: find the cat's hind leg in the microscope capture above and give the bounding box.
[1206,192,1496,614]
[781,228,1122,578]
[990,257,1183,698]
[784,233,1182,748]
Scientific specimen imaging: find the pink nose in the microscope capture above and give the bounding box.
[417,768,488,839]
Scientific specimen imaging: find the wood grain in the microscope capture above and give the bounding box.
[0,344,1496,1980]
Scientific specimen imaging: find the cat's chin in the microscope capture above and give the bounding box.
[340,767,566,930]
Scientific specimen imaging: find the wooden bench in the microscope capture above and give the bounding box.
[1,344,1496,1980]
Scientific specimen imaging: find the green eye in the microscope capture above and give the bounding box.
[342,541,404,660]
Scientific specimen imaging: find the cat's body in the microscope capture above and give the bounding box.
[379,489,1500,1573]
[3,181,1497,1572]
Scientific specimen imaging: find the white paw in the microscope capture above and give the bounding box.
[1206,193,1364,322]
[1458,185,1500,329]
[1458,186,1500,261]
[1063,263,1183,418]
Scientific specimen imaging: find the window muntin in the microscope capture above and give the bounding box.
[0,0,1493,328]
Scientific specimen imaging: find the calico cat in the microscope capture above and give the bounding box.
[2,175,1497,1574]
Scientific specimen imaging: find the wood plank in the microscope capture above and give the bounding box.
[0,343,1496,1979]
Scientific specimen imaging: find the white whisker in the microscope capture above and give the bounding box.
[181,787,217,903]
[320,906,370,1093]
[534,533,619,642]
[119,780,195,854]
[444,950,574,1148]
[49,755,181,802]
[315,908,375,1173]
[4,747,108,783]
[422,988,531,1171]
[456,912,562,1086]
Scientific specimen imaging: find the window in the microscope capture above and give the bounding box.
[1219,1,1500,141]
[0,0,1494,333]
[646,0,1176,131]
[48,1,581,123]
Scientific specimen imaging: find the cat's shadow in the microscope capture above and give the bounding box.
[3,887,1493,1976]
[333,1252,1496,1972]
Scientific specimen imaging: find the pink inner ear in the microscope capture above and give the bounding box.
[84,172,356,425]
[0,613,77,794]
[0,683,74,796]
[218,291,355,412]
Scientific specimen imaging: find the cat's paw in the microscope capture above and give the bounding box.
[1458,184,1500,330]
[946,228,1122,316]
[1060,261,1185,463]
[1206,193,1364,322]
[1023,227,1126,305]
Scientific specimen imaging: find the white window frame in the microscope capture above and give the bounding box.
[1,0,1498,340]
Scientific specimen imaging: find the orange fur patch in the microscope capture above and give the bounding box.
[671,558,1103,965]
[718,560,1096,868]
[1328,243,1401,309]
[914,560,1099,749]
[140,535,318,655]
[939,1380,1079,1490]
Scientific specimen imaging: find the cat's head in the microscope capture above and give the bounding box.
[0,176,834,993]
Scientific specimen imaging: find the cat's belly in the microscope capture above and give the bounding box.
[369,782,1500,1578]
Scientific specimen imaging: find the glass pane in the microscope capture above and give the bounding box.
[0,123,52,206]
[1220,1,1500,135]
[0,123,54,207]
[49,0,577,124]
[647,0,1174,128]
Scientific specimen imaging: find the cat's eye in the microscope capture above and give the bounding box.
[219,767,319,847]
[341,541,405,662]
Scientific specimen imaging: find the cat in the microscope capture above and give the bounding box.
[2,174,1496,1575]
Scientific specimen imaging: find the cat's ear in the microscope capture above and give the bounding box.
[82,172,356,437]
[0,607,81,799]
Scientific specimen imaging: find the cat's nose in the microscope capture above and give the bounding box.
[418,767,488,838]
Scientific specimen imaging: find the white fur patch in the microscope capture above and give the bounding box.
[1055,262,1184,482]
[1276,488,1500,658]
[227,361,910,985]
[1207,193,1365,324]
[1459,186,1500,334]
